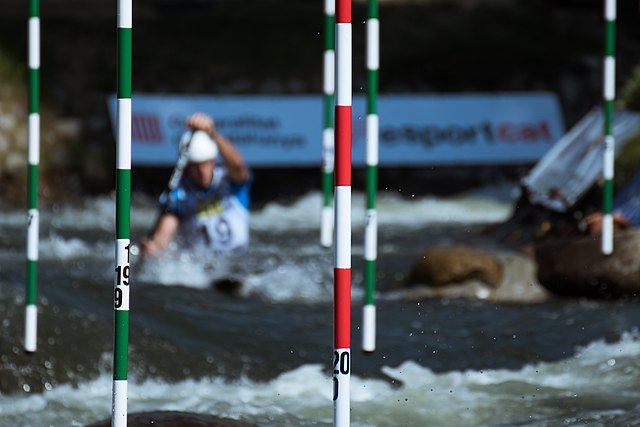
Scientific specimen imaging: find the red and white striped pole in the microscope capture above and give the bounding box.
[333,0,351,425]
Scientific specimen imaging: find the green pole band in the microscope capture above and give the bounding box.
[325,14,335,50]
[364,260,375,305]
[367,71,378,115]
[605,21,615,56]
[26,260,37,305]
[28,164,38,209]
[29,0,39,17]
[366,166,377,209]
[29,70,39,114]
[604,101,613,135]
[113,310,129,380]
[368,0,378,18]
[603,179,614,213]
[324,94,334,128]
[117,28,132,99]
[116,169,131,239]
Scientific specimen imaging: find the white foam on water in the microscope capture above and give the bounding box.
[1,190,513,302]
[43,195,157,231]
[0,210,26,227]
[240,262,334,303]
[2,186,513,233]
[4,331,640,427]
[38,232,112,261]
[133,245,367,304]
[251,191,513,231]
[135,248,219,290]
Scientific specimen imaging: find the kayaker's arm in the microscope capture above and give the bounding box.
[210,130,249,184]
[186,112,249,184]
[139,213,179,257]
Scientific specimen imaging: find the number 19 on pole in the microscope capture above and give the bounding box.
[114,241,130,310]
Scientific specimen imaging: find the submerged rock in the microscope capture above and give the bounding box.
[408,245,503,288]
[86,411,258,427]
[405,246,550,302]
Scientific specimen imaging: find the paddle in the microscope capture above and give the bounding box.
[130,130,194,261]
[167,130,194,192]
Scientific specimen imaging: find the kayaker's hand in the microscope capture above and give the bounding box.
[139,237,161,258]
[582,212,630,235]
[186,112,215,135]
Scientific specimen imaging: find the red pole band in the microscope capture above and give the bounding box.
[334,105,352,187]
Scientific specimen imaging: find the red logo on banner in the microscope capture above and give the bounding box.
[132,113,163,143]
[496,121,551,143]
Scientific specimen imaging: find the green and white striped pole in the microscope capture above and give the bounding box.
[112,0,132,425]
[362,0,378,354]
[25,0,40,354]
[321,0,335,248]
[601,0,616,255]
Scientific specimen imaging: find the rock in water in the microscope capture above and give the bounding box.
[211,277,243,296]
[86,411,258,427]
[408,245,503,288]
[534,229,640,298]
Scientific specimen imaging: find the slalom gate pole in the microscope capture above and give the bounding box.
[333,0,351,425]
[112,0,132,424]
[362,0,379,354]
[601,0,616,255]
[25,0,40,354]
[321,0,336,248]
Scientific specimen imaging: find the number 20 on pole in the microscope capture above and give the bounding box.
[332,349,350,401]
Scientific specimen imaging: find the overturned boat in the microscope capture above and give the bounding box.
[522,108,640,298]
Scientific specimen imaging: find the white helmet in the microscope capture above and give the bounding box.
[185,130,218,162]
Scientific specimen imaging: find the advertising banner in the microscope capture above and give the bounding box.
[106,93,564,167]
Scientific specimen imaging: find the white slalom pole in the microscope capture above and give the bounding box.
[362,0,379,354]
[601,0,616,255]
[25,0,40,354]
[112,0,132,425]
[321,0,336,248]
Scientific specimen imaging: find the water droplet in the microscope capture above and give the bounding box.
[23,384,31,392]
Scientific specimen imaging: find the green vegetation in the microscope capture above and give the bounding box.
[0,46,23,84]
[622,65,640,112]
[615,65,640,188]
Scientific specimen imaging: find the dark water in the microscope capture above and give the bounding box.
[2,192,640,426]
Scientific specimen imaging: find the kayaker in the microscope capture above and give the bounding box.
[139,112,251,258]
[581,172,640,235]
